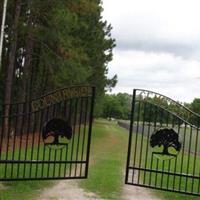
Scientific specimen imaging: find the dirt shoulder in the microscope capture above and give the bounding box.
[37,180,102,200]
[123,184,162,200]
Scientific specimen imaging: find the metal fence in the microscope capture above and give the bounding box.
[0,85,95,181]
[126,89,200,196]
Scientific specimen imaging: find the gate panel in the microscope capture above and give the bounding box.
[126,89,200,196]
[0,86,95,181]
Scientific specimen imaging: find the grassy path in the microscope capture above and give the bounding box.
[79,119,129,200]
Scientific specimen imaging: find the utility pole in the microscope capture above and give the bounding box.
[0,0,8,69]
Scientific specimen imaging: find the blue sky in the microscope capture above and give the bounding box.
[102,0,200,102]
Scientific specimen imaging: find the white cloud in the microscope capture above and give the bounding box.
[102,0,200,58]
[108,49,200,102]
[102,0,200,102]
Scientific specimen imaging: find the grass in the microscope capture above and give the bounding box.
[79,119,128,200]
[0,119,129,200]
[0,122,92,199]
[0,180,53,200]
[0,142,74,200]
[0,119,199,200]
[79,119,200,200]
[118,120,200,199]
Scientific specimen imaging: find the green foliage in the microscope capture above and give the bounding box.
[101,93,200,126]
[1,0,116,111]
[101,93,132,119]
[188,98,200,126]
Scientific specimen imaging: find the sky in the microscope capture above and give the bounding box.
[102,0,200,103]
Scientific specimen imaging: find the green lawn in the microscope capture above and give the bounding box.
[0,119,199,200]
[128,132,200,199]
[79,119,200,200]
[0,122,92,199]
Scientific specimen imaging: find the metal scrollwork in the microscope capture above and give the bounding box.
[135,89,200,127]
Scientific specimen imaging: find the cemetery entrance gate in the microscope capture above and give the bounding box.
[125,89,200,196]
[0,85,95,181]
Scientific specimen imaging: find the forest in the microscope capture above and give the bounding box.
[0,0,117,117]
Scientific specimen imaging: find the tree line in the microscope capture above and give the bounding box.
[102,93,200,126]
[101,93,132,120]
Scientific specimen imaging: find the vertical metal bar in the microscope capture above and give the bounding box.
[53,102,61,178]
[74,97,83,176]
[162,110,170,189]
[64,99,72,178]
[11,103,19,178]
[80,97,88,176]
[191,128,199,193]
[172,119,181,190]
[69,98,78,177]
[35,109,44,178]
[47,104,56,178]
[4,104,12,178]
[166,114,175,190]
[41,106,50,178]
[0,105,5,160]
[138,101,147,184]
[29,110,40,178]
[58,100,67,177]
[143,103,152,185]
[85,87,95,178]
[47,148,52,178]
[131,98,141,184]
[155,107,163,188]
[58,101,67,177]
[198,137,200,195]
[64,145,68,178]
[185,126,193,192]
[149,104,158,186]
[159,109,165,189]
[125,89,136,183]
[58,147,63,177]
[154,158,159,188]
[178,122,187,191]
[52,148,57,178]
[16,102,25,178]
[23,103,32,178]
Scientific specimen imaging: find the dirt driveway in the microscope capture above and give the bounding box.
[38,181,102,200]
[38,180,162,200]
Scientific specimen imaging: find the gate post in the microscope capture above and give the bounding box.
[125,89,136,183]
[85,87,95,178]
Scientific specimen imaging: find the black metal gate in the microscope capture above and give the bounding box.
[126,89,200,196]
[0,85,95,181]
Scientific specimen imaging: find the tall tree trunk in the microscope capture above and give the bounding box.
[21,0,34,103]
[16,0,34,135]
[3,0,21,138]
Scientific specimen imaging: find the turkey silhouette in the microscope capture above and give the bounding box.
[42,118,72,146]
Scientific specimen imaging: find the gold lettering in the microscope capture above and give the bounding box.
[31,100,40,112]
[62,89,72,99]
[31,100,41,112]
[31,86,92,111]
